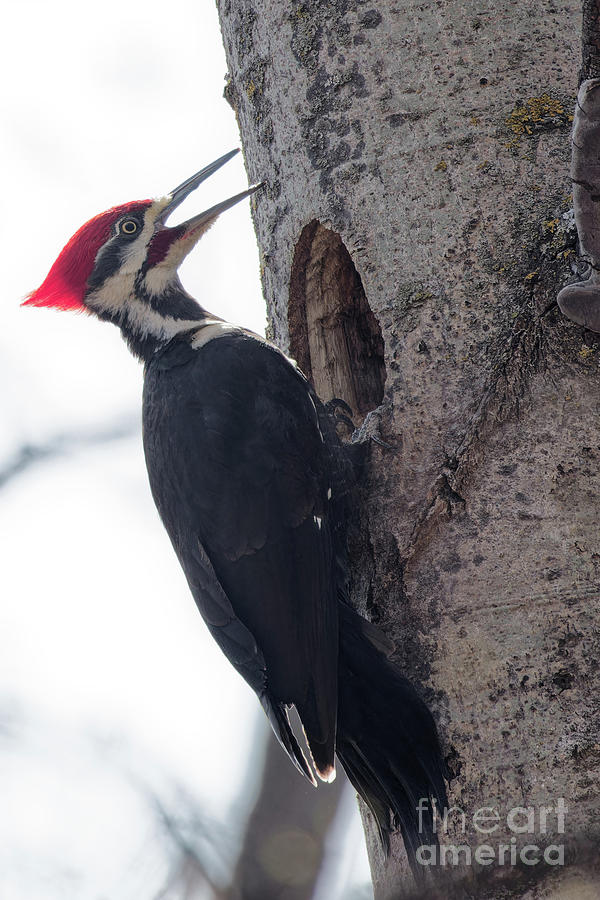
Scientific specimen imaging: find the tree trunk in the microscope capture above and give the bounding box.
[217,1,600,897]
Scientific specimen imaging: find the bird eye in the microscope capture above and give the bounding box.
[120,219,138,235]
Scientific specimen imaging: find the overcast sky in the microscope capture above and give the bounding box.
[1,1,370,897]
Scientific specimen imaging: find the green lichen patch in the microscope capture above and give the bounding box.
[490,201,577,331]
[578,344,597,361]
[232,4,258,61]
[504,93,573,148]
[542,218,560,234]
[289,4,322,71]
[539,209,577,262]
[243,58,267,103]
[386,284,436,334]
[240,57,273,129]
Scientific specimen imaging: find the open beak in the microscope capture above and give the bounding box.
[158,149,264,232]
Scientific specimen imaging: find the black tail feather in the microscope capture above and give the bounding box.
[336,603,448,876]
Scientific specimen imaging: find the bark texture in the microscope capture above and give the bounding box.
[216,1,600,897]
[582,0,600,81]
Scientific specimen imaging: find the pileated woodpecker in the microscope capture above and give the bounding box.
[25,150,447,867]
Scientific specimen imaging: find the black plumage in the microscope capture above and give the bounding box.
[143,329,339,781]
[143,324,448,862]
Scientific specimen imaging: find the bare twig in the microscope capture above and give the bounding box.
[0,416,139,490]
[151,793,229,900]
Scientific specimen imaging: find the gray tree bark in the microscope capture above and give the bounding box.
[217,1,600,897]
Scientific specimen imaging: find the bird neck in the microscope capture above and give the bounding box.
[110,278,211,363]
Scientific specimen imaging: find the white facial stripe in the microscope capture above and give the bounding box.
[87,270,136,315]
[125,297,201,341]
[119,201,170,275]
[87,273,200,341]
[143,264,174,298]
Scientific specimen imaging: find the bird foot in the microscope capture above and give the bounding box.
[352,407,395,451]
[325,397,356,439]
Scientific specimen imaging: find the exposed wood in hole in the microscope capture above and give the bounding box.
[289,221,385,422]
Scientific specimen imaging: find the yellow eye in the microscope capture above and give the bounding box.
[120,219,138,235]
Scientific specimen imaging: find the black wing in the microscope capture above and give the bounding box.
[142,331,339,781]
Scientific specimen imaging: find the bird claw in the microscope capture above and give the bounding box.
[325,397,354,417]
[370,433,394,450]
[324,397,356,438]
[336,413,356,432]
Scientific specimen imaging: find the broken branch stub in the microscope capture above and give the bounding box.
[558,78,600,331]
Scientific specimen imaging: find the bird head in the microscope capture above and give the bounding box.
[23,150,261,336]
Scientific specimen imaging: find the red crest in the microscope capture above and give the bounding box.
[23,200,152,311]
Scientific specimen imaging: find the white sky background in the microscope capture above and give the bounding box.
[0,1,371,897]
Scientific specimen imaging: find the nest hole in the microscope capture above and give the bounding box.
[288,221,385,424]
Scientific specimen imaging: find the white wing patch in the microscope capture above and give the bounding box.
[190,320,245,349]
